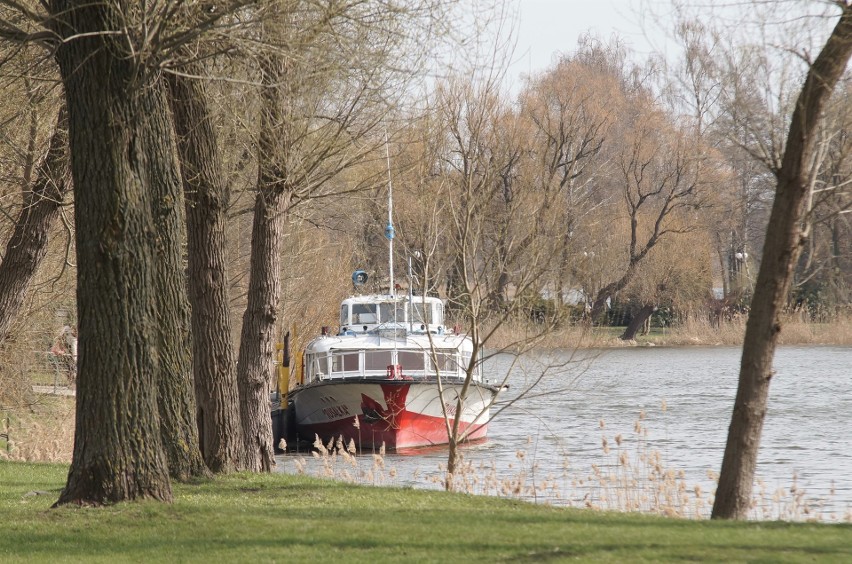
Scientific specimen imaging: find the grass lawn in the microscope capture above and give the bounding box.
[2,461,851,563]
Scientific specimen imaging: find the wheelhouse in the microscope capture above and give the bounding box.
[339,295,445,334]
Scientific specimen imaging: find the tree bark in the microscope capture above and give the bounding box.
[236,188,287,472]
[620,304,655,341]
[0,108,69,343]
[590,263,638,321]
[52,0,173,504]
[712,4,852,520]
[148,80,208,482]
[167,70,246,473]
[235,56,290,472]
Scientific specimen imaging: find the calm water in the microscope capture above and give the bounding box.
[276,345,852,519]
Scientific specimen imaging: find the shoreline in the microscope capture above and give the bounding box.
[483,315,852,350]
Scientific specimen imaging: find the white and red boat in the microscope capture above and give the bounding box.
[275,293,501,452]
[272,152,501,451]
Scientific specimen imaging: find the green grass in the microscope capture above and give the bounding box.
[2,461,851,563]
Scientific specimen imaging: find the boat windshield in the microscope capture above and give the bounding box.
[409,302,432,324]
[378,302,405,324]
[352,303,377,324]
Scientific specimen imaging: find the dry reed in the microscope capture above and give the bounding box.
[0,396,74,463]
[1,335,76,463]
[282,405,851,524]
[486,311,852,349]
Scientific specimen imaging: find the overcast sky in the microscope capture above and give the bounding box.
[506,0,672,84]
[504,0,847,87]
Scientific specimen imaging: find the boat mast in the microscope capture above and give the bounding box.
[408,255,414,332]
[384,135,395,297]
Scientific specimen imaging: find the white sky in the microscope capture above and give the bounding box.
[504,0,846,87]
[506,0,673,84]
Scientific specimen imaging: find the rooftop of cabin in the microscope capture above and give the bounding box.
[340,294,444,305]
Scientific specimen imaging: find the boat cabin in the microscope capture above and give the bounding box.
[296,293,485,385]
[302,340,479,384]
[339,294,446,334]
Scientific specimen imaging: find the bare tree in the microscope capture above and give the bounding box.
[792,80,852,310]
[167,67,246,473]
[519,54,615,308]
[235,1,451,471]
[712,1,852,520]
[589,105,712,322]
[395,64,569,488]
[0,107,69,343]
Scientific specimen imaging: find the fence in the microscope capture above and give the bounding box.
[1,411,9,455]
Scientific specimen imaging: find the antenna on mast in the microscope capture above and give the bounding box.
[384,132,395,297]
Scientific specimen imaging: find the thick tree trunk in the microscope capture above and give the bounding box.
[712,6,852,520]
[236,189,286,472]
[0,108,69,343]
[167,71,246,473]
[52,0,173,504]
[590,264,637,322]
[148,81,208,482]
[620,304,655,341]
[235,57,289,472]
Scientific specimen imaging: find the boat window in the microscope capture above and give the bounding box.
[340,304,349,326]
[431,351,459,373]
[311,354,328,378]
[352,303,377,324]
[434,302,443,325]
[398,350,425,371]
[365,350,393,371]
[304,353,314,381]
[379,302,405,324]
[460,354,472,374]
[331,352,360,373]
[410,302,432,325]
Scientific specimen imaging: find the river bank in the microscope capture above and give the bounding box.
[3,460,851,562]
[486,313,852,350]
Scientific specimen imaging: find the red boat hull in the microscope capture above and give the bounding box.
[289,379,496,451]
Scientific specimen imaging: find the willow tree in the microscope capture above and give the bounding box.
[0,108,69,343]
[167,67,246,474]
[587,84,714,321]
[392,62,571,489]
[712,2,852,519]
[48,0,177,503]
[520,44,620,308]
[236,0,452,471]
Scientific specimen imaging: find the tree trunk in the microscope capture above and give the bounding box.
[712,5,852,520]
[148,80,208,482]
[52,0,173,504]
[445,436,459,491]
[167,70,246,473]
[235,56,290,472]
[590,267,635,322]
[0,108,69,343]
[236,189,287,472]
[620,304,655,341]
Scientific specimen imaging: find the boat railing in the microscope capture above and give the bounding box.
[313,368,468,382]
